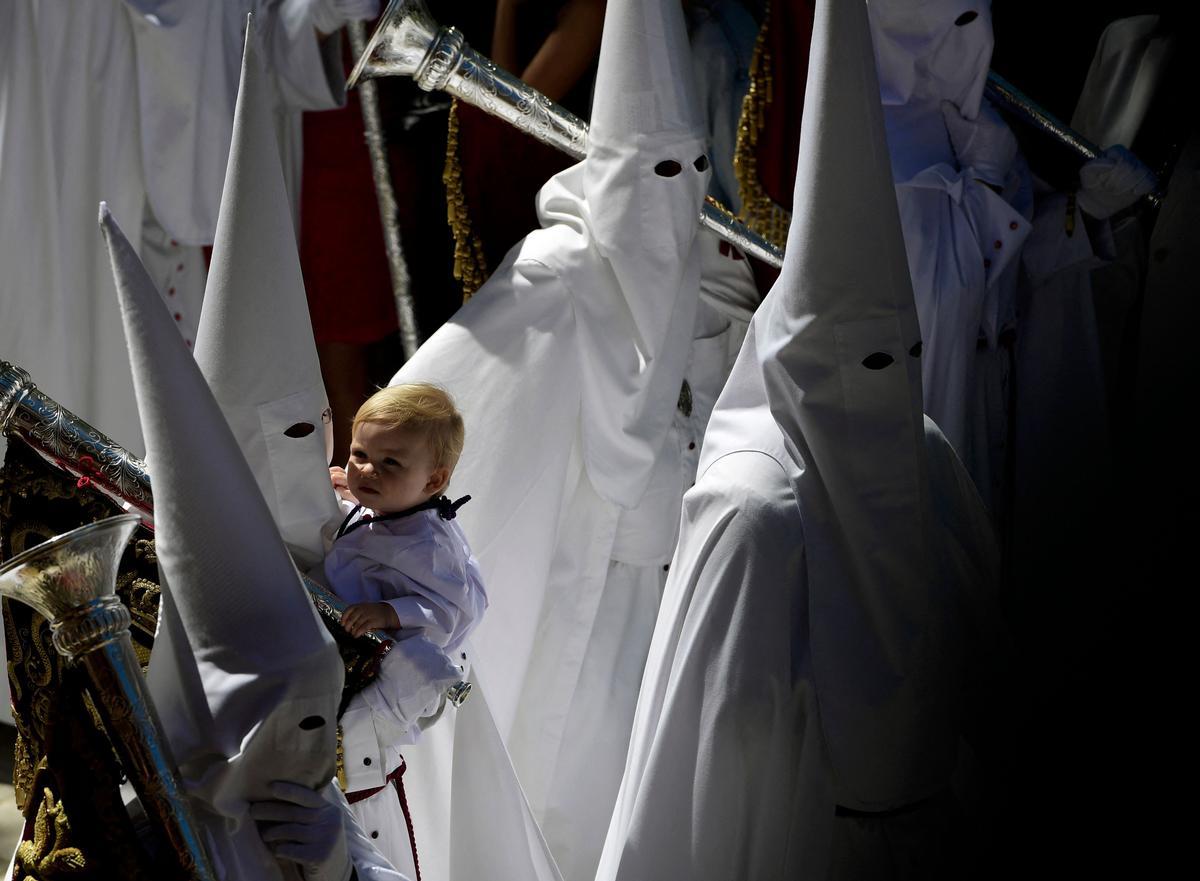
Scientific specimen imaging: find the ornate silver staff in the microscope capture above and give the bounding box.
[347,20,421,361]
[0,514,217,880]
[1,359,470,706]
[2,359,152,523]
[984,71,1163,206]
[346,0,786,268]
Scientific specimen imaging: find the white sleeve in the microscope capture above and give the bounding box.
[260,0,346,111]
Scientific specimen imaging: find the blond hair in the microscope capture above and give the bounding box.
[353,384,465,472]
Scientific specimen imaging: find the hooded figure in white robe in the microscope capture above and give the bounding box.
[385,0,730,877]
[867,0,1031,513]
[102,196,405,880]
[185,23,460,878]
[596,0,1000,877]
[0,0,356,457]
[1010,19,1158,695]
[191,7,343,571]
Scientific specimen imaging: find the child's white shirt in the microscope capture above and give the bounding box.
[324,499,488,653]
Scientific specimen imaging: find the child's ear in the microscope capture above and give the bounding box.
[426,466,451,495]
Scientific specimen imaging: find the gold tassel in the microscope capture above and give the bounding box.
[732,2,792,251]
[336,724,348,792]
[443,99,490,301]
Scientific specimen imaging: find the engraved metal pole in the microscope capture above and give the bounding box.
[347,21,421,361]
[985,71,1162,206]
[2,360,152,523]
[1,359,469,705]
[0,515,217,881]
[346,0,786,268]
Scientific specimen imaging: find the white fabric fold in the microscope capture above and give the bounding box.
[194,17,340,567]
[101,197,343,881]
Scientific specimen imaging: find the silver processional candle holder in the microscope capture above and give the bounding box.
[346,0,787,268]
[1,359,152,525]
[348,2,1166,239]
[0,514,217,881]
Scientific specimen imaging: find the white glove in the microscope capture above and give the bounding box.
[251,781,353,881]
[310,0,380,34]
[942,100,1019,187]
[1077,144,1157,219]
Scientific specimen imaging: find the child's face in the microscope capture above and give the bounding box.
[346,421,449,513]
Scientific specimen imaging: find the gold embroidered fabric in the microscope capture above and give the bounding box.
[1,442,159,879]
[733,2,793,250]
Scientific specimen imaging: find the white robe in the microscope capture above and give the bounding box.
[596,415,1000,881]
[885,101,1032,496]
[388,138,718,876]
[0,0,339,453]
[507,284,745,881]
[1010,186,1120,678]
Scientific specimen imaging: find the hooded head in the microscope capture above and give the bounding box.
[525,0,712,510]
[582,0,711,303]
[101,201,342,873]
[868,0,993,117]
[194,17,338,567]
[702,0,948,809]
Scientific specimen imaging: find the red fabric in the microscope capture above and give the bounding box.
[758,0,814,214]
[751,0,815,291]
[300,79,399,346]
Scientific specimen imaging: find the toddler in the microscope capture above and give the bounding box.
[325,383,487,878]
[326,383,486,649]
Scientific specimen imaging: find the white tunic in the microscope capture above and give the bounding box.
[599,1,1003,873]
[506,285,744,881]
[389,139,714,881]
[596,414,1000,881]
[324,505,488,653]
[0,0,340,453]
[320,502,486,876]
[884,103,1031,486]
[869,0,1033,506]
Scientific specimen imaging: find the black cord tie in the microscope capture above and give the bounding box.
[335,495,472,540]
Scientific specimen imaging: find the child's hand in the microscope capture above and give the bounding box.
[329,466,356,502]
[340,602,400,638]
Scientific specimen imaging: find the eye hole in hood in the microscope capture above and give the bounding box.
[693,155,710,172]
[909,341,923,357]
[654,159,683,177]
[862,352,895,370]
[954,10,979,26]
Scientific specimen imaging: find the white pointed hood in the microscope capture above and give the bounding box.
[100,202,343,876]
[701,0,948,810]
[867,0,993,116]
[194,17,338,567]
[540,0,711,507]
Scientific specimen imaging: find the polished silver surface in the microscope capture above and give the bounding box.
[303,572,393,659]
[0,515,138,625]
[0,515,217,881]
[1,360,152,523]
[985,71,1162,207]
[985,71,1100,161]
[347,21,421,361]
[446,679,472,707]
[348,0,786,267]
